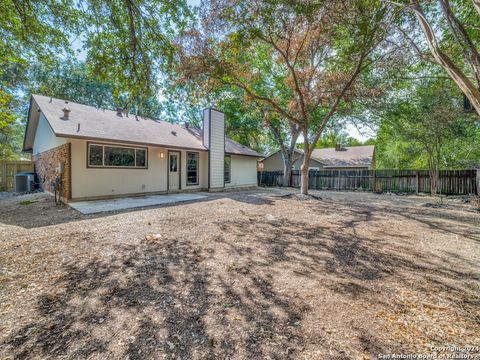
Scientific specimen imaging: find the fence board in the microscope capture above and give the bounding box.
[0,161,34,191]
[258,169,478,195]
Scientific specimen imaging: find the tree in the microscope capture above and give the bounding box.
[0,0,80,159]
[0,0,192,159]
[81,0,191,110]
[175,0,397,194]
[374,79,480,191]
[389,0,480,117]
[264,112,300,187]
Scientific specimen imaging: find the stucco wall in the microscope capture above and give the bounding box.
[70,139,210,199]
[32,113,66,155]
[67,138,256,200]
[225,155,258,188]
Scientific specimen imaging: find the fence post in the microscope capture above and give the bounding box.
[1,162,6,192]
[415,171,419,194]
[477,169,480,195]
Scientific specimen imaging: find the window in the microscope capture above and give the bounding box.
[224,155,231,183]
[88,143,147,168]
[169,153,178,172]
[89,145,103,166]
[104,146,135,167]
[186,152,199,185]
[136,149,146,167]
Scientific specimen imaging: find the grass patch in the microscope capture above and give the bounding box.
[18,199,38,205]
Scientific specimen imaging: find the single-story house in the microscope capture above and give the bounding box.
[23,95,262,202]
[259,144,375,171]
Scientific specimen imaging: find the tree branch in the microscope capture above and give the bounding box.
[440,0,480,86]
[411,2,480,116]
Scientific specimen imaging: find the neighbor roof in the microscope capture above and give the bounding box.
[23,94,262,157]
[310,146,375,167]
[262,145,375,167]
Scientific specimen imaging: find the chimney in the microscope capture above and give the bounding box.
[62,106,71,120]
[203,108,225,190]
[116,107,123,117]
[335,143,342,151]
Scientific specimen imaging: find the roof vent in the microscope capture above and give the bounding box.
[335,143,342,151]
[171,131,177,136]
[183,122,189,129]
[62,106,71,120]
[116,107,123,117]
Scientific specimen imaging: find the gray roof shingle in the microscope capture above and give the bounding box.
[29,94,262,157]
[310,146,375,167]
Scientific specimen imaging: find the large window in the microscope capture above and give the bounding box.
[186,152,199,185]
[224,155,231,183]
[88,143,147,168]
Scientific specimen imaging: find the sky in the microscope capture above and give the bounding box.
[346,124,375,142]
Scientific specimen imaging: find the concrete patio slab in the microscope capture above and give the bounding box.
[69,193,207,214]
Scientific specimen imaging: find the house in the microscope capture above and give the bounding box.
[23,95,262,202]
[259,144,375,171]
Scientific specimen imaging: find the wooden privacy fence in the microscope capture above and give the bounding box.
[258,169,479,195]
[0,160,34,191]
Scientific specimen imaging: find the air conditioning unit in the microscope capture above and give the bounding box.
[15,172,35,193]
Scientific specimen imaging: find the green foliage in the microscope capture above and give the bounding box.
[374,79,480,169]
[28,60,115,109]
[0,0,192,159]
[28,60,164,120]
[0,89,19,159]
[0,0,478,170]
[18,199,38,205]
[82,0,191,109]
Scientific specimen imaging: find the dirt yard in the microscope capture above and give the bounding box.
[0,189,479,359]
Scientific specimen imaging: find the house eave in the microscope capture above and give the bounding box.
[322,165,372,169]
[55,133,210,153]
[22,96,34,152]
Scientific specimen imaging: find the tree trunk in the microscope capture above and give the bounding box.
[300,127,310,195]
[430,168,438,195]
[267,121,299,187]
[428,155,438,195]
[282,156,292,187]
[440,0,480,87]
[278,147,293,187]
[300,159,309,195]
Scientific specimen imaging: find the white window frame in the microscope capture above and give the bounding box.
[224,155,231,184]
[186,152,199,186]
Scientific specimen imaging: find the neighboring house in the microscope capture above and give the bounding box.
[259,144,375,171]
[23,95,262,202]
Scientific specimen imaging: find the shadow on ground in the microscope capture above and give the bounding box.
[3,237,305,359]
[2,191,479,359]
[0,190,274,229]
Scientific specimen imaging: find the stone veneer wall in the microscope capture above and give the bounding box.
[33,143,71,201]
